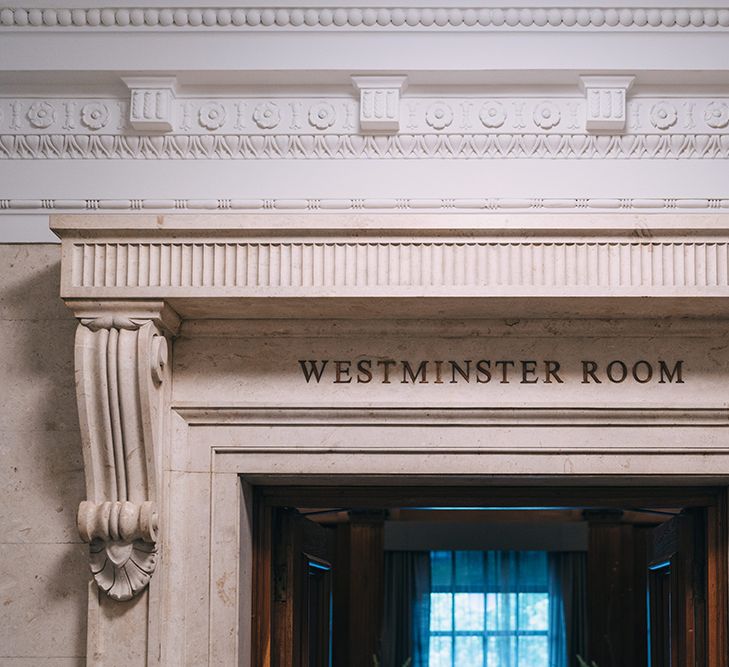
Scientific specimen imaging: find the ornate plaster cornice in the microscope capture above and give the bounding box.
[1,7,728,31]
[1,93,728,159]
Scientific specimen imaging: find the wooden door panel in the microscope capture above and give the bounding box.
[648,510,706,667]
[272,508,335,667]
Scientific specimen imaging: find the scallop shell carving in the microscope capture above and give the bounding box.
[89,539,158,601]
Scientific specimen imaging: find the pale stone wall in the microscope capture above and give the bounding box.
[0,244,86,666]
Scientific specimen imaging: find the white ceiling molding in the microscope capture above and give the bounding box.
[6,197,728,214]
[580,75,635,133]
[1,7,729,31]
[122,77,177,132]
[351,75,407,134]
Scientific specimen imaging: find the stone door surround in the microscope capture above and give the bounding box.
[51,212,729,665]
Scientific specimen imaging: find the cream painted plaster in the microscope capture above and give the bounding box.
[0,244,86,666]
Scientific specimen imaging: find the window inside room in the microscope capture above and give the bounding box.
[379,517,589,667]
[257,492,721,667]
[428,550,550,667]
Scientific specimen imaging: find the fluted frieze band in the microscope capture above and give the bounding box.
[67,238,729,294]
[2,7,729,31]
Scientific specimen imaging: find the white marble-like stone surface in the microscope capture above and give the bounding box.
[173,320,727,411]
[0,245,86,665]
[5,245,729,667]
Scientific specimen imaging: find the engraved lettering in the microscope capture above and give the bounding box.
[298,359,329,383]
[545,360,564,384]
[296,358,687,386]
[607,360,628,383]
[377,359,397,384]
[356,359,373,383]
[334,360,352,383]
[581,360,601,384]
[450,360,471,384]
[402,360,428,384]
[659,360,684,384]
[521,360,538,384]
[476,359,492,384]
[632,360,653,384]
[494,360,515,384]
[434,360,444,384]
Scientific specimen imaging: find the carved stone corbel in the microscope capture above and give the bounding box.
[69,300,180,601]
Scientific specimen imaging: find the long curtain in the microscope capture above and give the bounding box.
[478,551,554,666]
[381,551,431,667]
[548,552,588,667]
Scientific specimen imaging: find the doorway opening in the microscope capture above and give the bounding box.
[252,485,728,667]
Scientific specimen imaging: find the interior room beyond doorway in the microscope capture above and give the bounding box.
[253,485,728,667]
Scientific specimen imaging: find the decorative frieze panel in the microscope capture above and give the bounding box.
[1,6,729,31]
[3,96,728,136]
[1,93,727,159]
[66,237,729,295]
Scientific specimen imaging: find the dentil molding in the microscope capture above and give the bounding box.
[1,7,729,31]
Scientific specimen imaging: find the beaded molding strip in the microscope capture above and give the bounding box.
[1,7,729,30]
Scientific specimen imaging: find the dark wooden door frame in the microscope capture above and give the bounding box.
[252,484,728,667]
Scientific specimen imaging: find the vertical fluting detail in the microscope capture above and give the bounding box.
[71,240,729,290]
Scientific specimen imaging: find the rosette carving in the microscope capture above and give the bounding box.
[72,301,179,601]
[650,102,678,130]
